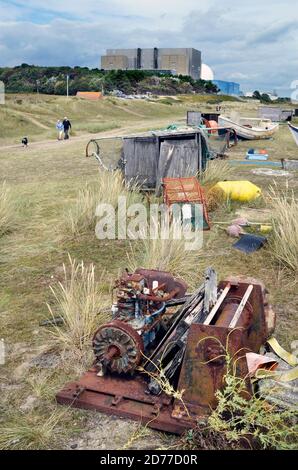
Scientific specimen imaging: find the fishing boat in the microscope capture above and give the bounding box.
[218,115,279,140]
[288,122,298,146]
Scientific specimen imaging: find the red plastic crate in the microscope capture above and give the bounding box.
[162,177,210,230]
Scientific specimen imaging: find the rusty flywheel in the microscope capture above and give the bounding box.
[92,320,144,374]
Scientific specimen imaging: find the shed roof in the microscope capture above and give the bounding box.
[76,92,103,100]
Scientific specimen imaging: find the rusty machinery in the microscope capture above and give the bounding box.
[93,269,187,376]
[57,268,276,434]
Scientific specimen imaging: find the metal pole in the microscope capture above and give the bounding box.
[66,75,69,97]
[36,80,40,103]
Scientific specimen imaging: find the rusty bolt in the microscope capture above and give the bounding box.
[204,345,226,365]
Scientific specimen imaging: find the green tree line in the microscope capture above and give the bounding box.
[0,64,218,96]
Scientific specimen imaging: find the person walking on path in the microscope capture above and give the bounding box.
[56,120,64,140]
[62,117,72,140]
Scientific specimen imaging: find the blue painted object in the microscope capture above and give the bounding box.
[233,234,267,254]
[229,160,282,167]
[246,153,268,161]
[212,80,241,96]
[246,148,269,160]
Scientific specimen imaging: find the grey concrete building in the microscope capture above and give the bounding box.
[101,48,201,80]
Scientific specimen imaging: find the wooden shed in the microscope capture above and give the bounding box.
[122,129,210,193]
[258,106,293,122]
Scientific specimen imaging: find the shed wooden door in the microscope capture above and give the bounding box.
[156,139,199,194]
[123,137,159,189]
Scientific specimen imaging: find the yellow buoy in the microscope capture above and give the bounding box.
[210,181,262,203]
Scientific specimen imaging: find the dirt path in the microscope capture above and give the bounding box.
[113,104,146,118]
[0,117,172,153]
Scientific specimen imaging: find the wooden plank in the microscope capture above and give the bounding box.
[156,139,199,194]
[203,267,217,317]
[203,284,231,325]
[229,285,253,329]
[123,137,158,188]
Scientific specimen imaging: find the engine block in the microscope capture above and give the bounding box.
[92,269,187,375]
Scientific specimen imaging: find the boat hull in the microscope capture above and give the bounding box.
[288,122,298,146]
[219,116,279,140]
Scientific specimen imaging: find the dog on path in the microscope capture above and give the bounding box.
[22,137,28,148]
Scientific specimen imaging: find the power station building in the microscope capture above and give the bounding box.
[101,48,202,80]
[212,80,241,96]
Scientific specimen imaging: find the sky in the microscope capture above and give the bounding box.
[0,0,297,96]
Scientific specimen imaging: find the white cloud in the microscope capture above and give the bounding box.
[0,2,21,21]
[226,73,252,80]
[5,0,207,22]
[0,0,297,95]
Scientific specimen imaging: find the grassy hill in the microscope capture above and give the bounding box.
[0,93,238,145]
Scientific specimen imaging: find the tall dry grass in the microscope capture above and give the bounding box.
[62,169,141,238]
[62,184,97,237]
[47,255,110,366]
[200,160,235,186]
[267,185,298,273]
[0,181,17,237]
[127,221,202,288]
[0,409,67,450]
